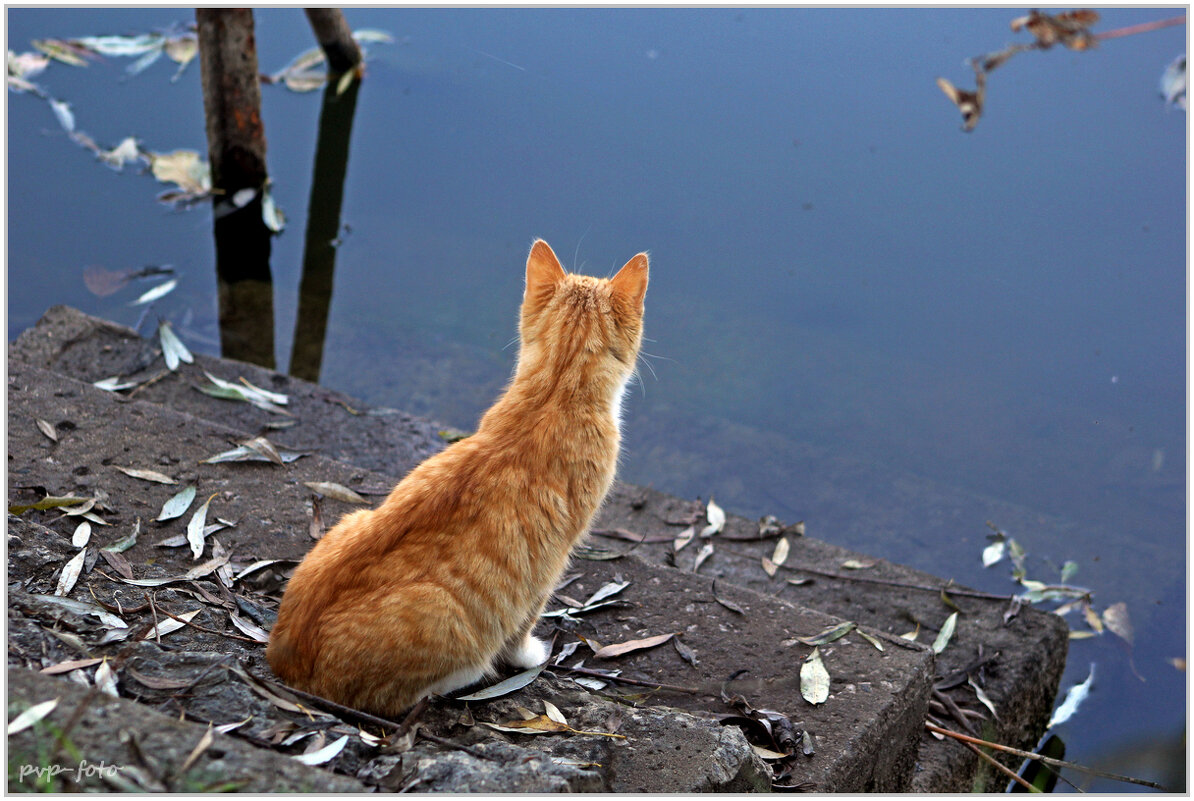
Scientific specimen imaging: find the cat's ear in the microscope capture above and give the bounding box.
[525,239,566,300]
[610,252,649,309]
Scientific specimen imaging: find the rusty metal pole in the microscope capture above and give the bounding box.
[303,9,362,74]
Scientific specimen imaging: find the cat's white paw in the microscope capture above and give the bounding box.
[506,634,549,668]
[426,664,488,697]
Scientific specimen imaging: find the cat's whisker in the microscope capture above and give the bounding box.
[636,354,658,383]
[501,335,520,352]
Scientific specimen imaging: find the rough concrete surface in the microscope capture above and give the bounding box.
[7,306,1070,792]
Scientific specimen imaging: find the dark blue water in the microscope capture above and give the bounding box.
[7,8,1186,791]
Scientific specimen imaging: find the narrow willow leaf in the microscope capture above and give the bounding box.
[1047,665,1095,728]
[39,657,104,676]
[455,665,544,701]
[130,277,178,306]
[229,612,270,643]
[8,495,90,514]
[857,629,885,652]
[786,577,814,587]
[102,519,140,553]
[797,620,856,647]
[761,556,779,578]
[303,482,368,504]
[711,579,746,615]
[187,494,217,560]
[114,465,177,484]
[178,723,215,775]
[293,734,348,766]
[1082,602,1104,634]
[700,497,726,537]
[771,536,790,567]
[49,98,75,132]
[157,485,196,521]
[93,376,142,392]
[800,647,830,705]
[593,632,676,659]
[841,559,874,570]
[673,526,695,552]
[693,541,714,573]
[36,418,57,442]
[968,676,997,718]
[144,608,199,640]
[1069,630,1097,640]
[481,716,570,735]
[542,700,567,725]
[932,612,958,655]
[7,698,59,735]
[242,436,283,465]
[1102,602,1133,645]
[981,539,1005,567]
[71,521,91,547]
[27,594,126,628]
[55,548,87,596]
[751,744,790,760]
[1059,560,1079,584]
[94,658,119,697]
[900,624,920,641]
[582,580,630,608]
[158,320,193,371]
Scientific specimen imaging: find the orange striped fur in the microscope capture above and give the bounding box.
[267,240,648,715]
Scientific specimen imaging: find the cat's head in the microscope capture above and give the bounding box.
[517,239,648,391]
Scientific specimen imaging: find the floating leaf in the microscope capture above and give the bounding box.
[157,485,196,521]
[303,482,368,504]
[145,150,210,198]
[96,136,142,170]
[71,521,92,548]
[1047,664,1095,728]
[7,698,59,735]
[455,665,544,701]
[1059,561,1079,584]
[800,647,830,705]
[700,498,726,537]
[1160,54,1186,110]
[1082,602,1104,634]
[932,612,958,655]
[293,734,348,766]
[36,418,57,442]
[48,98,75,132]
[187,493,217,560]
[158,320,193,371]
[33,38,91,66]
[936,71,985,132]
[1102,602,1133,645]
[1069,630,1097,640]
[55,548,87,596]
[673,526,695,552]
[693,540,714,573]
[797,620,856,647]
[981,539,1005,568]
[130,277,178,306]
[114,466,177,484]
[593,632,676,659]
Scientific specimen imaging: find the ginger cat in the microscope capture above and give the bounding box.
[267,239,648,716]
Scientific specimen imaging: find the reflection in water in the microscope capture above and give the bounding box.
[289,77,362,381]
[214,197,276,368]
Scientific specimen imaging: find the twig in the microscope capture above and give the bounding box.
[1095,14,1185,41]
[127,369,171,399]
[773,560,1013,601]
[963,740,1038,792]
[925,722,1169,790]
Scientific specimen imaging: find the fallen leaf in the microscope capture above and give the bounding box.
[40,657,104,676]
[455,665,544,701]
[594,632,677,659]
[982,539,1005,568]
[700,498,726,537]
[968,676,997,718]
[178,723,215,774]
[157,485,197,521]
[900,625,920,642]
[158,320,193,371]
[93,376,143,392]
[482,715,571,735]
[582,580,630,608]
[711,579,746,615]
[693,541,714,573]
[751,744,790,760]
[26,593,126,628]
[55,548,87,596]
[1047,664,1095,728]
[292,734,348,765]
[857,630,885,652]
[114,466,177,484]
[543,700,567,725]
[303,482,368,504]
[797,620,856,647]
[800,647,830,705]
[94,658,119,697]
[130,277,179,306]
[186,494,217,560]
[674,637,699,667]
[1069,631,1097,640]
[1102,602,1133,645]
[932,612,958,655]
[841,559,875,570]
[7,698,59,735]
[673,526,695,552]
[771,537,790,567]
[71,521,92,548]
[229,612,270,643]
[36,418,57,442]
[786,577,814,587]
[761,557,779,578]
[144,608,200,640]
